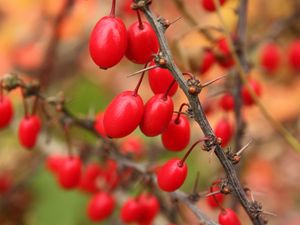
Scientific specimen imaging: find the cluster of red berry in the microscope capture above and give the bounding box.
[45,142,163,224]
[46,154,125,222]
[201,0,227,12]
[260,40,300,74]
[87,1,250,224]
[0,0,272,224]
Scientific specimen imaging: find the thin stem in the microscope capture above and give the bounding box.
[21,88,29,118]
[31,96,39,115]
[174,103,189,124]
[133,63,148,96]
[178,137,209,167]
[163,79,176,100]
[110,0,116,17]
[182,72,194,79]
[210,185,225,211]
[63,125,73,157]
[136,10,144,29]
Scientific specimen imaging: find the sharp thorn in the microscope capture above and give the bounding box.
[201,74,228,88]
[127,65,158,77]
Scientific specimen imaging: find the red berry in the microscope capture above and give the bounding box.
[216,37,234,68]
[137,193,160,223]
[87,192,115,221]
[206,186,225,209]
[157,158,188,192]
[103,91,144,138]
[218,208,241,225]
[120,136,144,158]
[120,0,135,16]
[241,79,262,106]
[260,43,280,73]
[148,62,178,96]
[46,154,67,174]
[200,49,215,74]
[219,93,235,111]
[0,95,13,129]
[121,198,142,223]
[103,159,120,190]
[89,16,127,69]
[0,173,11,194]
[214,118,233,147]
[126,21,159,64]
[288,40,300,71]
[140,94,174,137]
[18,115,41,149]
[79,163,103,194]
[94,112,107,138]
[161,113,190,151]
[58,156,82,189]
[201,0,226,12]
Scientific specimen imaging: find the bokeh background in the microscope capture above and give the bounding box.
[0,0,300,225]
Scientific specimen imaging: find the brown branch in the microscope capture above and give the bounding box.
[37,0,76,86]
[138,2,266,225]
[232,0,248,153]
[1,72,218,225]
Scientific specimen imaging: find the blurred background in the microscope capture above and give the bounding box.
[0,0,300,225]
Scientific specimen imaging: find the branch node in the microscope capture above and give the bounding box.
[187,76,201,95]
[132,0,152,10]
[154,52,168,67]
[202,135,219,151]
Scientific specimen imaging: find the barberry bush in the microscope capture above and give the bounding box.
[0,0,300,225]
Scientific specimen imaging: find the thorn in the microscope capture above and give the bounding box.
[201,74,228,88]
[244,187,255,202]
[205,190,221,198]
[127,65,158,77]
[236,140,252,156]
[169,16,183,25]
[262,211,277,217]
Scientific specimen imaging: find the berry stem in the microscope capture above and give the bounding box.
[182,72,194,79]
[163,79,176,100]
[31,96,39,115]
[20,88,29,118]
[178,137,209,167]
[109,0,117,17]
[209,184,225,211]
[63,125,73,158]
[133,63,148,96]
[136,10,144,30]
[174,103,189,124]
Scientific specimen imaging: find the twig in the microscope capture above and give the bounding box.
[212,0,300,153]
[232,0,248,152]
[139,2,265,225]
[37,0,75,85]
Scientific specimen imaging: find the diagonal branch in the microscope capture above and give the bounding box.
[139,2,265,225]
